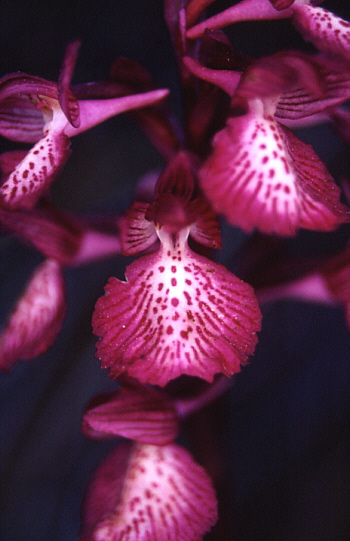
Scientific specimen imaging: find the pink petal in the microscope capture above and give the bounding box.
[64,89,169,138]
[292,5,350,61]
[0,203,83,264]
[183,57,241,97]
[187,0,294,39]
[80,442,218,541]
[200,108,349,235]
[0,123,70,209]
[83,387,179,445]
[0,259,66,371]
[58,40,81,128]
[71,229,121,266]
[92,236,261,387]
[119,201,158,255]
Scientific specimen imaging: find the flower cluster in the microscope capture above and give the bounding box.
[1,1,350,540]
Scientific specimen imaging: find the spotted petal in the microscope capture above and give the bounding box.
[200,106,349,235]
[93,230,261,387]
[80,442,218,541]
[292,5,350,61]
[0,108,70,209]
[0,259,66,371]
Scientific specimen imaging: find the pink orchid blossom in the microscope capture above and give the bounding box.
[0,42,169,210]
[0,259,66,372]
[191,52,350,235]
[80,442,218,541]
[92,151,261,386]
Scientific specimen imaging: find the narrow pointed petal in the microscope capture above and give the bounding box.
[71,229,121,266]
[58,40,81,128]
[0,121,70,209]
[200,109,350,235]
[119,201,158,255]
[187,0,293,39]
[292,5,350,61]
[83,387,179,445]
[80,442,218,541]
[0,259,66,371]
[64,89,169,137]
[183,56,240,96]
[0,203,83,264]
[92,236,261,387]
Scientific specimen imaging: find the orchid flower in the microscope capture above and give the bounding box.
[0,198,124,370]
[81,382,218,541]
[92,151,261,387]
[0,259,66,372]
[0,41,169,209]
[186,0,350,65]
[80,441,218,541]
[185,52,350,235]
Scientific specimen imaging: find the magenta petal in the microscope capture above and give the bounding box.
[80,442,218,541]
[187,0,293,39]
[292,5,350,61]
[183,57,240,96]
[64,89,169,137]
[0,127,70,209]
[0,204,83,264]
[0,259,66,371]
[58,40,81,128]
[92,240,261,387]
[83,387,179,445]
[200,110,349,235]
[119,201,158,255]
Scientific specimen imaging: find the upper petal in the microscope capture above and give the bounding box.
[92,236,261,387]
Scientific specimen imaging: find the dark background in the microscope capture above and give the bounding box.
[0,1,349,540]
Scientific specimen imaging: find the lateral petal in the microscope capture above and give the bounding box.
[83,387,179,445]
[80,442,218,541]
[0,259,66,371]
